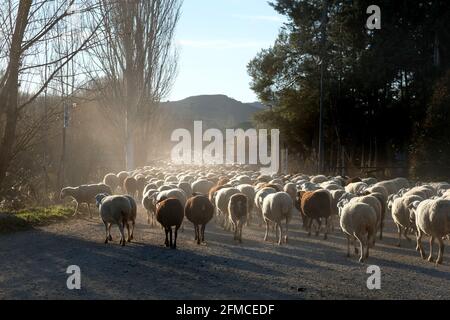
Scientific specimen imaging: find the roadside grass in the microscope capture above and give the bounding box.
[0,206,76,234]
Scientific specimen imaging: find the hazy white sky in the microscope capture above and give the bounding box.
[167,0,285,103]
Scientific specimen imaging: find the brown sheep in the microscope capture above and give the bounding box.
[135,176,147,200]
[298,190,332,240]
[123,177,138,198]
[185,195,214,245]
[156,198,184,249]
[228,193,248,243]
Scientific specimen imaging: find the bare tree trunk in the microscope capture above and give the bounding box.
[0,0,32,189]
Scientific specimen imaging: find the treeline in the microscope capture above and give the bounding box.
[248,0,450,179]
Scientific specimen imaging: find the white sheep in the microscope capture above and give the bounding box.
[389,195,423,246]
[262,192,293,245]
[192,179,214,195]
[254,187,277,225]
[95,194,133,246]
[339,202,377,262]
[411,199,450,265]
[215,187,240,230]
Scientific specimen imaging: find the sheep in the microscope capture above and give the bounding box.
[155,198,184,249]
[310,175,328,184]
[142,189,158,226]
[95,194,132,246]
[157,188,187,208]
[143,183,158,196]
[298,189,332,239]
[345,177,362,185]
[345,182,368,194]
[236,184,255,224]
[228,193,248,243]
[390,195,424,246]
[123,195,137,242]
[411,199,450,265]
[330,189,347,231]
[185,195,214,245]
[262,192,293,245]
[349,195,382,242]
[254,187,277,226]
[192,179,215,195]
[367,192,387,240]
[283,183,298,206]
[135,176,148,200]
[215,187,240,230]
[178,182,193,198]
[117,171,129,192]
[60,183,112,218]
[123,177,138,198]
[340,202,377,262]
[103,173,119,193]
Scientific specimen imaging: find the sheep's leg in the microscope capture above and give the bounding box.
[416,229,426,259]
[87,204,92,219]
[238,222,243,244]
[194,224,199,243]
[173,226,179,249]
[346,236,351,257]
[169,227,173,249]
[264,220,270,242]
[404,227,412,242]
[436,237,444,265]
[147,210,151,225]
[104,221,109,244]
[130,220,135,240]
[428,237,435,263]
[108,224,113,241]
[118,223,126,246]
[307,219,313,237]
[284,217,289,244]
[73,202,79,216]
[278,223,283,246]
[164,228,170,247]
[323,218,328,240]
[379,220,384,240]
[126,222,131,242]
[396,224,402,247]
[315,219,322,237]
[275,222,280,244]
[201,224,206,243]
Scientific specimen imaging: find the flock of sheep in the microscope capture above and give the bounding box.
[59,165,450,266]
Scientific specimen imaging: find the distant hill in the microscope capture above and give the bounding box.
[160,95,263,130]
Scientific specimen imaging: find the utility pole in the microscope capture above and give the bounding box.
[318,0,329,174]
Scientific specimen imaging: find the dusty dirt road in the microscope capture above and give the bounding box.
[0,207,449,300]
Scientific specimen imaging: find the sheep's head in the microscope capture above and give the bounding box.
[95,193,109,208]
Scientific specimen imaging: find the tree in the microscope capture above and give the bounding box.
[0,0,99,192]
[85,0,182,170]
[248,0,450,178]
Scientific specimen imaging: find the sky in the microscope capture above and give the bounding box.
[167,0,285,103]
